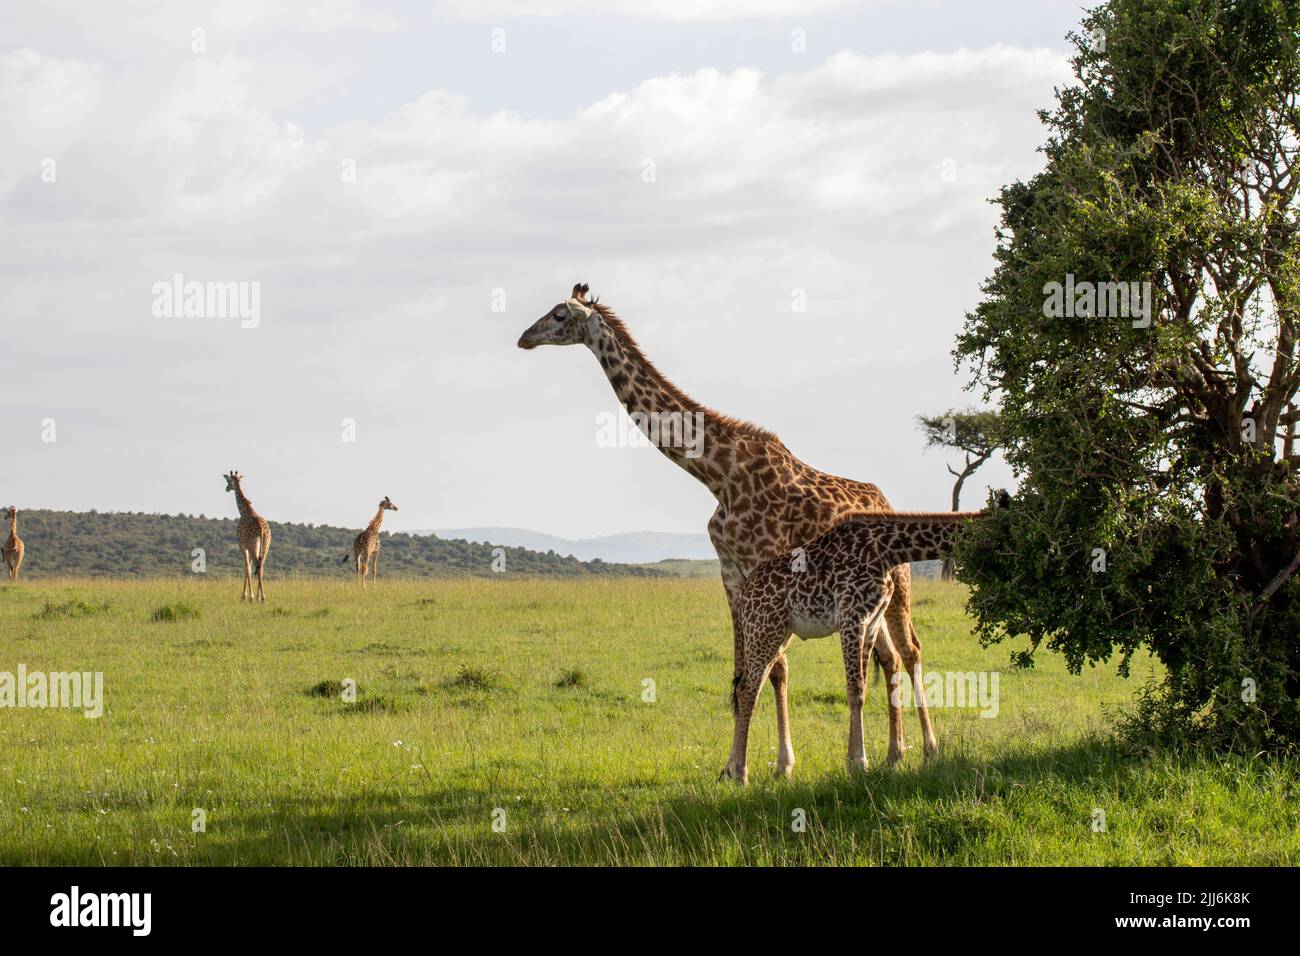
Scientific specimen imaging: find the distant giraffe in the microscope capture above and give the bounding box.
[2,507,23,581]
[519,283,940,777]
[724,501,1002,784]
[341,496,398,587]
[223,471,271,602]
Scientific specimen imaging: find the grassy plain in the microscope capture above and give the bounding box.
[0,576,1294,865]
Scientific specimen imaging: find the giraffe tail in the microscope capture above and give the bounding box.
[340,551,351,565]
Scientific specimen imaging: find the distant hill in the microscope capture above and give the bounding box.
[425,527,945,579]
[9,510,661,579]
[426,527,717,563]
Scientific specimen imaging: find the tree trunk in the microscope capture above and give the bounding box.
[942,474,966,581]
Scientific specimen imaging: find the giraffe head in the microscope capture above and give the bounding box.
[516,283,601,350]
[379,496,398,512]
[223,471,244,493]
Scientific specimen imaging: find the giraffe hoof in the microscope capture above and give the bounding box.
[718,765,748,786]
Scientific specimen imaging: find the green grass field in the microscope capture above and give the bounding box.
[1,576,1295,865]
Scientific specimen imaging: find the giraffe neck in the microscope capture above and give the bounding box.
[366,507,386,535]
[588,317,737,495]
[233,484,256,521]
[854,512,978,565]
[8,512,15,535]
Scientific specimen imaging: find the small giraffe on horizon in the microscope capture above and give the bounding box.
[223,471,271,602]
[723,498,1005,784]
[342,496,398,587]
[2,507,24,581]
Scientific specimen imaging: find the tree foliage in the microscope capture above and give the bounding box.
[955,0,1300,752]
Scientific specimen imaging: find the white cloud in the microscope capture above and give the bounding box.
[430,0,861,22]
[1,40,1066,531]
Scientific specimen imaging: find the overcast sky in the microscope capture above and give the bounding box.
[1,0,1083,537]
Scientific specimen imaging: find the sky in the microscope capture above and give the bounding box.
[0,0,1085,538]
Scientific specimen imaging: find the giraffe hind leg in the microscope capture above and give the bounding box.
[886,565,938,757]
[256,539,268,602]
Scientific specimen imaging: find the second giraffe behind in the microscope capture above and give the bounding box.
[223,470,272,603]
[3,507,24,581]
[342,496,398,587]
[722,495,1007,785]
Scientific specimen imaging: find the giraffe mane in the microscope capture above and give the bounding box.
[589,301,779,444]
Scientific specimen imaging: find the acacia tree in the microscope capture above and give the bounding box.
[917,409,1003,579]
[955,0,1300,752]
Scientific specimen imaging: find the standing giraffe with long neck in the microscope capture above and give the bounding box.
[342,496,398,587]
[519,284,939,776]
[223,471,271,602]
[2,507,24,581]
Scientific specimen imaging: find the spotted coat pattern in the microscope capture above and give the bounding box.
[3,507,23,581]
[349,497,397,587]
[723,512,978,784]
[518,285,941,777]
[224,471,271,602]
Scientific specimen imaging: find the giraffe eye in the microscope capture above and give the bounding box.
[554,309,567,321]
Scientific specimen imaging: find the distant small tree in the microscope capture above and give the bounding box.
[916,409,1003,579]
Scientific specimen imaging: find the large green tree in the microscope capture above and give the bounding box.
[956,0,1300,752]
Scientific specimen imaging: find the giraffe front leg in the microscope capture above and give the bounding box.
[371,548,378,584]
[722,649,779,786]
[242,549,253,602]
[769,653,795,778]
[838,613,869,774]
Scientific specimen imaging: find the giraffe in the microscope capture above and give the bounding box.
[223,471,271,602]
[2,507,23,581]
[341,496,398,587]
[725,501,1003,784]
[519,283,940,777]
